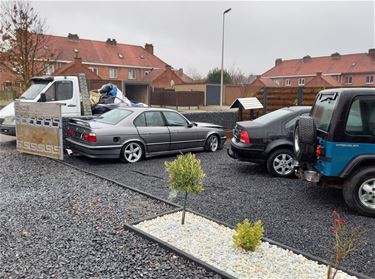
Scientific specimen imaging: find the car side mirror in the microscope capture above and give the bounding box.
[187,123,194,128]
[39,93,46,102]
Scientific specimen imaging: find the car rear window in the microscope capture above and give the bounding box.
[96,109,132,125]
[253,108,292,124]
[311,92,338,132]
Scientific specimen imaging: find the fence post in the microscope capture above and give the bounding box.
[175,92,178,111]
[263,87,268,114]
[297,87,303,105]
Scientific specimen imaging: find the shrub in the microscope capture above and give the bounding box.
[165,153,205,224]
[233,218,264,252]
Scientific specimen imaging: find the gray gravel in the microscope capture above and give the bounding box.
[0,137,221,278]
[63,142,375,278]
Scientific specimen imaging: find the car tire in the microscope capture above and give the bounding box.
[343,168,375,217]
[266,148,295,178]
[204,134,219,152]
[120,141,144,163]
[294,116,316,163]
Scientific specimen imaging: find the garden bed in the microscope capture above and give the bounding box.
[135,211,357,279]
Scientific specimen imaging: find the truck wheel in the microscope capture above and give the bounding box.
[266,148,295,178]
[120,142,144,163]
[343,168,375,217]
[294,116,316,163]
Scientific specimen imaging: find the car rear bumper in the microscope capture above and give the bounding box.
[228,141,266,163]
[66,138,121,159]
[0,125,16,136]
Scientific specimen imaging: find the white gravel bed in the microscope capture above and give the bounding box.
[135,211,357,279]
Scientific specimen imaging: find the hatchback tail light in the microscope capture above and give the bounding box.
[240,130,251,144]
[67,128,75,136]
[83,133,97,142]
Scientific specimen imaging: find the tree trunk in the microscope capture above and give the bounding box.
[181,191,188,225]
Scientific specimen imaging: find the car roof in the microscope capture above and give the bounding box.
[115,107,178,113]
[283,106,311,111]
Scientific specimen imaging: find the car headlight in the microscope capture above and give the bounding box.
[2,116,15,125]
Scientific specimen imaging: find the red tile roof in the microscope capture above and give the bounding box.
[53,57,102,79]
[263,52,375,77]
[45,34,167,69]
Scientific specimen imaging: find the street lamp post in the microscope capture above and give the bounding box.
[220,8,231,107]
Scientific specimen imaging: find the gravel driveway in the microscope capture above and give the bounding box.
[0,136,220,278]
[62,142,375,278]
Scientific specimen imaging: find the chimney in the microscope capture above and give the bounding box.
[178,68,183,76]
[67,33,79,40]
[275,58,282,66]
[145,43,154,55]
[369,48,375,59]
[106,38,117,45]
[165,64,172,70]
[331,52,341,59]
[302,55,311,62]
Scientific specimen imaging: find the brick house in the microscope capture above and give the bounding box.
[254,49,375,88]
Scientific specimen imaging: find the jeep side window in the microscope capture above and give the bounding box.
[346,98,375,136]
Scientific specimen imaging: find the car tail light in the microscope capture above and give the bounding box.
[83,133,97,142]
[240,130,250,144]
[67,128,75,136]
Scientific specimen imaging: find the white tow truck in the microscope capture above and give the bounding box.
[0,75,103,136]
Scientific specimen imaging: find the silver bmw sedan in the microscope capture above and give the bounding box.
[66,107,226,163]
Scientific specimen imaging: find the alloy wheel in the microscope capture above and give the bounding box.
[358,178,375,209]
[273,153,294,176]
[124,142,142,163]
[209,135,218,152]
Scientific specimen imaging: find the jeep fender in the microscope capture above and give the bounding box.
[339,155,375,178]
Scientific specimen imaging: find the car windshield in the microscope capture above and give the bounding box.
[311,92,338,132]
[19,83,49,100]
[96,109,133,125]
[253,108,292,124]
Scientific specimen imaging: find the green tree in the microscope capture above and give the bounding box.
[206,67,232,84]
[0,1,56,89]
[165,153,205,224]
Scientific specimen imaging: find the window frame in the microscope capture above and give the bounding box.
[285,79,291,86]
[344,76,353,84]
[298,78,305,86]
[128,69,136,80]
[366,75,374,84]
[144,111,166,127]
[88,67,99,75]
[109,68,118,79]
[44,80,73,101]
[162,111,189,127]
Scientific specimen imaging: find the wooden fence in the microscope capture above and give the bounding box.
[150,90,204,109]
[242,86,331,119]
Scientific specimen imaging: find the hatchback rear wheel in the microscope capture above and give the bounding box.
[120,142,144,163]
[267,148,295,178]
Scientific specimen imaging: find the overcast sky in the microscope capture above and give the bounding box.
[31,1,374,77]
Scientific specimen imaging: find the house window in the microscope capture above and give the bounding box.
[366,75,374,84]
[298,78,305,86]
[45,64,54,75]
[274,79,280,86]
[344,76,353,84]
[88,67,98,75]
[143,70,151,76]
[109,68,118,79]
[285,79,291,86]
[128,69,136,80]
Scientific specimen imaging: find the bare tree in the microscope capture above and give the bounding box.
[228,66,256,85]
[186,67,204,81]
[0,1,56,89]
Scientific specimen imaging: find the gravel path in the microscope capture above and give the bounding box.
[63,143,375,278]
[0,137,220,278]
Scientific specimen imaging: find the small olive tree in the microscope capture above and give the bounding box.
[165,153,205,224]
